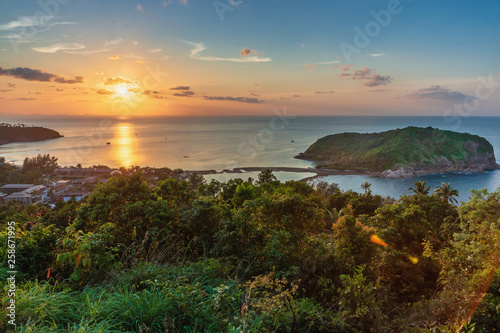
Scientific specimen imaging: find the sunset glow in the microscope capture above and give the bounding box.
[0,1,498,117]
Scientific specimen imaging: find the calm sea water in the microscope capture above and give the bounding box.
[1,116,499,200]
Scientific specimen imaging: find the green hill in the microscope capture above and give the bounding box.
[297,126,497,177]
[0,124,63,146]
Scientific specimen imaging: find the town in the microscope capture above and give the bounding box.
[0,154,206,206]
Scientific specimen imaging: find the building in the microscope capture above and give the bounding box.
[72,176,99,185]
[54,167,93,178]
[5,185,46,205]
[62,191,91,202]
[52,183,70,195]
[54,167,113,179]
[1,184,35,195]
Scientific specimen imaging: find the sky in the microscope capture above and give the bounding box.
[0,0,499,117]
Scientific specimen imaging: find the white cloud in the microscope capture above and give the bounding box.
[146,48,162,53]
[317,61,340,65]
[65,48,111,55]
[33,43,85,53]
[182,41,271,63]
[369,53,385,57]
[0,16,75,30]
[104,38,122,47]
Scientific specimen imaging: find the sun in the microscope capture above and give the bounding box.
[116,85,131,98]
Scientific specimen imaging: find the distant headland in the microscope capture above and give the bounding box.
[296,126,499,178]
[0,123,63,146]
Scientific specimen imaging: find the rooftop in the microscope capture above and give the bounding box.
[1,184,34,189]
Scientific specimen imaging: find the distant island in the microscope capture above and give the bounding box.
[0,123,63,146]
[296,126,499,178]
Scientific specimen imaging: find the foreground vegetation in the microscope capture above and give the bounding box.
[1,171,500,332]
[298,126,497,172]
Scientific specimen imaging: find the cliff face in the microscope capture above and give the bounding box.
[298,127,498,178]
[0,126,63,146]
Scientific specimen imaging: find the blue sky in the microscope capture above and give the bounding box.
[0,0,499,116]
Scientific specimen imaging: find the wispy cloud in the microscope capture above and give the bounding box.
[408,86,476,103]
[369,53,385,57]
[33,43,85,53]
[173,91,194,97]
[170,86,190,90]
[108,54,120,60]
[204,96,264,103]
[0,67,84,84]
[305,60,340,70]
[146,48,162,53]
[143,90,165,99]
[334,65,392,87]
[0,16,75,30]
[136,4,143,11]
[65,48,111,55]
[369,89,389,93]
[97,89,114,95]
[163,0,188,6]
[315,90,335,94]
[240,47,257,58]
[103,77,138,85]
[104,38,122,47]
[183,41,271,63]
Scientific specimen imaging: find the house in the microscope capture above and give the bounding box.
[72,176,99,185]
[92,168,113,178]
[62,190,91,202]
[54,168,92,178]
[5,185,46,205]
[1,184,35,195]
[0,193,6,204]
[52,183,70,195]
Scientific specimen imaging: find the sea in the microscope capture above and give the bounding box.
[1,115,499,202]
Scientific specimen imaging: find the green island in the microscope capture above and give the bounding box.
[0,123,63,146]
[297,126,498,178]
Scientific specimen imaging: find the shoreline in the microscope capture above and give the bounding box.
[185,166,500,182]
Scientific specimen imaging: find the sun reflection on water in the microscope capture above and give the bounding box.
[114,123,138,168]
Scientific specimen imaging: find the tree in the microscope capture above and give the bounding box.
[434,182,459,205]
[188,173,206,190]
[409,180,431,196]
[315,181,339,197]
[22,154,58,174]
[360,182,372,196]
[256,169,277,185]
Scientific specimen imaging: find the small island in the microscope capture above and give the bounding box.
[296,126,499,178]
[0,123,63,146]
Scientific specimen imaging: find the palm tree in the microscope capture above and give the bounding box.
[361,182,372,196]
[434,182,459,204]
[409,180,431,195]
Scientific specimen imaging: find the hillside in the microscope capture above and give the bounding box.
[297,126,498,178]
[0,124,63,146]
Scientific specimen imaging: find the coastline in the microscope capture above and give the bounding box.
[184,166,500,182]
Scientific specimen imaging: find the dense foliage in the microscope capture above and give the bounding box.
[1,172,499,332]
[0,154,59,185]
[298,126,497,172]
